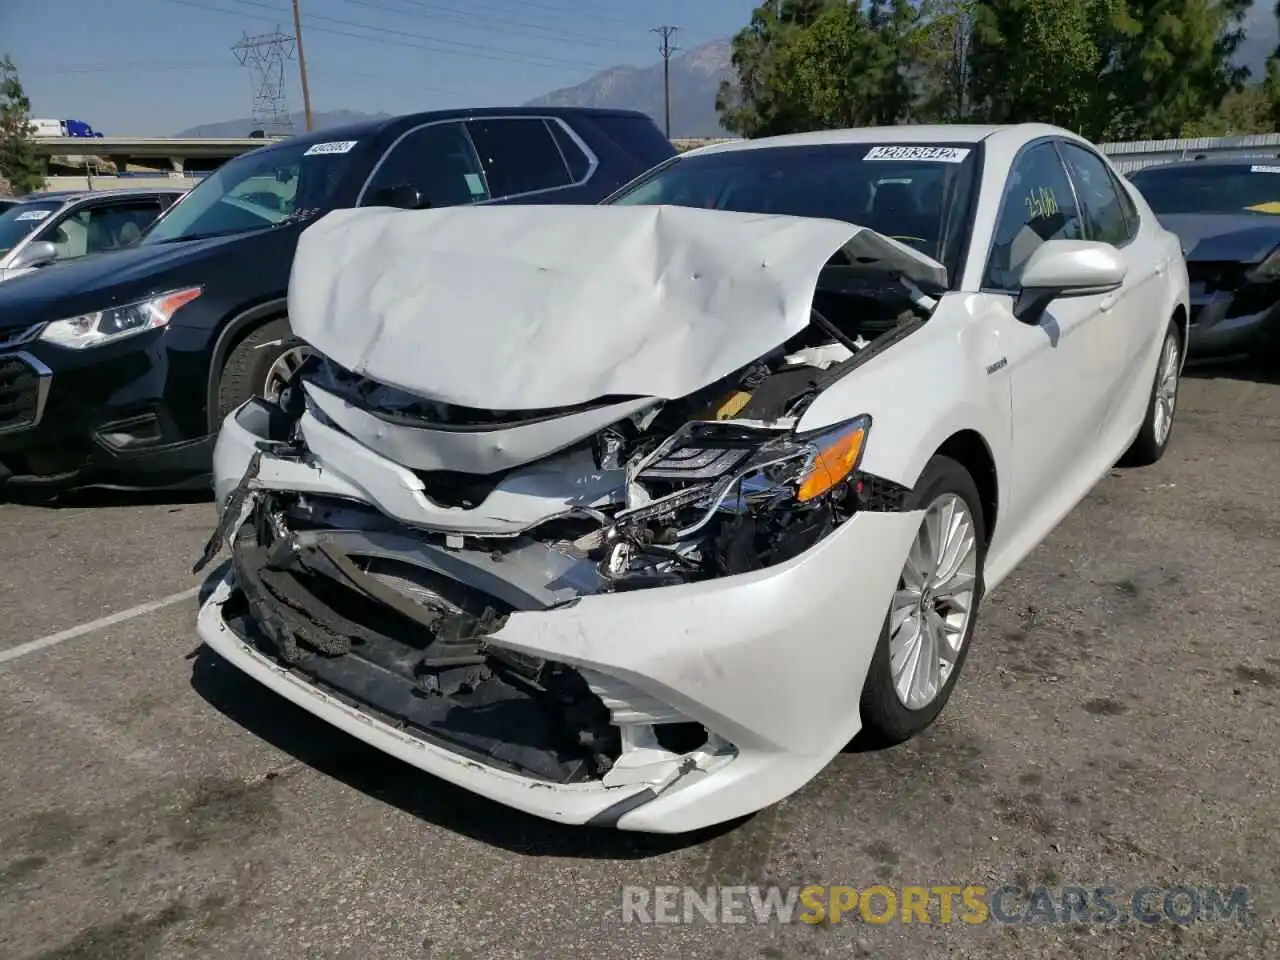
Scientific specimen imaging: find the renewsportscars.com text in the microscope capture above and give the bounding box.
[620,884,1252,926]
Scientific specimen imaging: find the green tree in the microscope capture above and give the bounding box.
[716,0,920,135]
[910,0,978,122]
[716,0,837,137]
[1098,0,1251,140]
[968,0,1107,135]
[0,56,44,195]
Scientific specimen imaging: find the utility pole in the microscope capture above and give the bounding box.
[652,25,679,138]
[292,0,314,132]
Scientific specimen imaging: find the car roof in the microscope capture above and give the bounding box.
[686,123,1080,158]
[253,105,659,152]
[22,186,185,204]
[1129,158,1280,173]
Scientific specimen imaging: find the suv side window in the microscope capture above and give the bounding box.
[547,120,591,182]
[1059,142,1132,246]
[363,121,490,208]
[984,142,1085,290]
[466,118,572,197]
[44,199,163,259]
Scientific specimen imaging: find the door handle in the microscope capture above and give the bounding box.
[1101,295,1117,312]
[1155,261,1166,276]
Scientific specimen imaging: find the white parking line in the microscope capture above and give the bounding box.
[0,586,201,666]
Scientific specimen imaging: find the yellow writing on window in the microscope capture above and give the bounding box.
[1024,186,1059,221]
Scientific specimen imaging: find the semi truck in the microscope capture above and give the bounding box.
[28,118,104,138]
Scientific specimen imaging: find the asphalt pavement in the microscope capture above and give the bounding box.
[1,358,1277,960]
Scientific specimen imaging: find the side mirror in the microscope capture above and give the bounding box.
[9,240,58,271]
[1013,239,1127,323]
[369,184,429,210]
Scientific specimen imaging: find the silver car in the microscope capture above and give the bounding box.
[0,187,186,282]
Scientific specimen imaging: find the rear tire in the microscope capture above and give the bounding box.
[1120,321,1181,468]
[215,317,294,423]
[860,455,987,746]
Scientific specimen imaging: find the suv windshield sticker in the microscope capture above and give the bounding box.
[303,140,358,157]
[14,209,52,221]
[464,173,486,196]
[864,145,971,163]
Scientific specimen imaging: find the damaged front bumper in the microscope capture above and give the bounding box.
[196,399,923,833]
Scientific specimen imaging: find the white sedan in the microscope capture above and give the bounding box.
[194,123,1189,833]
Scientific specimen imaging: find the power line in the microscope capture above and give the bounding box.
[181,0,606,70]
[335,0,624,48]
[653,24,679,138]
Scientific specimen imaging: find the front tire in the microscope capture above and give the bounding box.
[1120,321,1181,467]
[860,455,987,745]
[215,317,306,423]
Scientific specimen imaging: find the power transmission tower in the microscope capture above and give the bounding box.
[232,29,296,135]
[652,25,679,138]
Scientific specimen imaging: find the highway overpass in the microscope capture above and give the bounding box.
[33,135,285,188]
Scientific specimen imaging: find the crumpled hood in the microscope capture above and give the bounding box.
[288,203,945,410]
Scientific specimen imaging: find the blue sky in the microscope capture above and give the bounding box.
[4,1,1276,136]
[2,0,760,134]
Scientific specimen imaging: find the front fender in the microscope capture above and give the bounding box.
[796,297,1013,493]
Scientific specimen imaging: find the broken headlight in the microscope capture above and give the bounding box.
[598,416,872,583]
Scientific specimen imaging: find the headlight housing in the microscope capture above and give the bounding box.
[38,286,202,349]
[624,415,872,537]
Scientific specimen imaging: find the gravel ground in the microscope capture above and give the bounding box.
[0,358,1276,960]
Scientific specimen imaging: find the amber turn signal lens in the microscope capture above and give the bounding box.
[796,426,867,502]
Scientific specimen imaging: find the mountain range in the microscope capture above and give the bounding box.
[178,8,1279,140]
[176,40,733,139]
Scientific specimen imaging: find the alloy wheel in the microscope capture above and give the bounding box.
[889,493,979,710]
[1152,332,1179,448]
[261,344,312,403]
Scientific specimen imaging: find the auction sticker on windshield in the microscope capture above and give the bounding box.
[14,209,52,221]
[864,146,971,163]
[303,140,358,157]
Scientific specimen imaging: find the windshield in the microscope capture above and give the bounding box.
[0,200,64,257]
[1128,164,1280,215]
[143,136,369,244]
[608,142,980,271]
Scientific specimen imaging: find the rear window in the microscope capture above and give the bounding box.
[1128,164,1280,215]
[592,115,678,168]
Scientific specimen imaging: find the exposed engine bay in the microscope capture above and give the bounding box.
[197,206,937,789]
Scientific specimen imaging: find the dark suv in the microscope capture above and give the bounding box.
[0,106,674,494]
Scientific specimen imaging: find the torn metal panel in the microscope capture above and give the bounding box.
[303,380,660,475]
[288,204,945,410]
[297,412,624,536]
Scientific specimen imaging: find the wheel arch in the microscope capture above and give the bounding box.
[932,429,999,545]
[205,298,289,433]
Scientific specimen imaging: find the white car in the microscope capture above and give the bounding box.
[0,188,185,281]
[194,123,1189,834]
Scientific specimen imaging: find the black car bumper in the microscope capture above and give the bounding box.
[0,326,217,492]
[1187,271,1280,358]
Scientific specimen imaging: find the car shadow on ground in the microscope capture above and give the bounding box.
[0,485,214,509]
[187,564,743,858]
[1182,355,1280,385]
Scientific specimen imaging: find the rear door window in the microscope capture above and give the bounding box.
[362,121,490,208]
[547,120,592,182]
[466,118,572,197]
[1058,142,1133,246]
